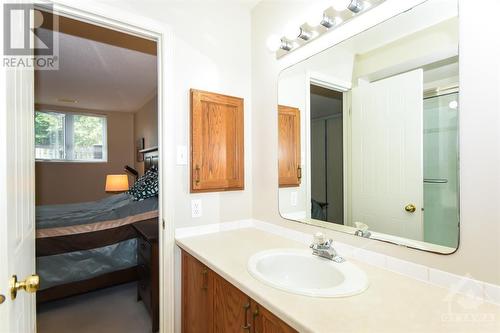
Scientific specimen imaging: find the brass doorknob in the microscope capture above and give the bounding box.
[404,204,416,213]
[10,274,39,300]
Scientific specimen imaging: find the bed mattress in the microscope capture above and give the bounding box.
[36,193,158,291]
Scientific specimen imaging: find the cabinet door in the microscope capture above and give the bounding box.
[278,105,301,187]
[191,89,244,193]
[213,273,251,333]
[251,301,297,333]
[182,252,210,333]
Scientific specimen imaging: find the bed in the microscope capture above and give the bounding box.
[36,149,159,303]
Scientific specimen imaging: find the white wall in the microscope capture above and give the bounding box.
[252,0,500,285]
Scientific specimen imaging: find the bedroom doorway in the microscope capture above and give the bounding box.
[33,9,161,333]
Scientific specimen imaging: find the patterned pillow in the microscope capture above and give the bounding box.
[128,166,159,201]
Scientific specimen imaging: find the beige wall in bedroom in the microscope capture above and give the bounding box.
[134,95,158,175]
[252,0,500,285]
[35,105,135,205]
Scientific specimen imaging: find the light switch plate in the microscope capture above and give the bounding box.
[191,199,202,218]
[291,192,298,206]
[176,145,188,165]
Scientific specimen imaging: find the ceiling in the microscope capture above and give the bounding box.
[35,15,157,113]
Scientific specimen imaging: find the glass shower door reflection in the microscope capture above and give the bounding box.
[423,92,459,248]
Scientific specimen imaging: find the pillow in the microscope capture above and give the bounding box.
[128,166,159,201]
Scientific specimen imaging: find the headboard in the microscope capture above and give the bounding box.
[140,146,159,172]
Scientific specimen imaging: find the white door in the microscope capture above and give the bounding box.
[351,69,423,240]
[0,4,37,332]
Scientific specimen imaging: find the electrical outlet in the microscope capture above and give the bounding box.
[191,199,202,218]
[291,192,298,206]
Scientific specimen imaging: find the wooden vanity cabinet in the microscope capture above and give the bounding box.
[278,105,301,188]
[190,89,244,193]
[182,251,297,333]
[181,251,210,333]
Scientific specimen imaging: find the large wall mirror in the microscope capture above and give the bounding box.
[278,0,459,254]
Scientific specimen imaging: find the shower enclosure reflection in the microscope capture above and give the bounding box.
[423,92,459,248]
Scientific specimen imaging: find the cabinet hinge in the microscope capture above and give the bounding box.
[162,219,165,229]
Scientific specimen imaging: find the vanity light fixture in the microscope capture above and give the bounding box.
[298,28,314,41]
[272,0,385,58]
[279,38,294,51]
[306,11,338,29]
[347,0,364,13]
[332,0,365,13]
[285,26,314,41]
[266,35,294,52]
[320,14,341,29]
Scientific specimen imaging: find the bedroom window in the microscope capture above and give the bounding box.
[35,111,108,162]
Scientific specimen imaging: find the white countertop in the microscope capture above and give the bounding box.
[176,228,500,333]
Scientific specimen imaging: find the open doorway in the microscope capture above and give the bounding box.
[34,10,160,333]
[309,84,344,224]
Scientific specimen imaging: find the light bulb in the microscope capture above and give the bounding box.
[332,0,351,11]
[266,34,282,52]
[448,100,458,109]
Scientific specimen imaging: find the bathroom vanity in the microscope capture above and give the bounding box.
[177,227,500,333]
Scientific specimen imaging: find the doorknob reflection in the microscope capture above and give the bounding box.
[404,204,417,213]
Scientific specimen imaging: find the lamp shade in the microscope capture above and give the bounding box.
[105,174,129,192]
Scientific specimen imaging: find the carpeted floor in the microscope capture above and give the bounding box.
[37,282,152,333]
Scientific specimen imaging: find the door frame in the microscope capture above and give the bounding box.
[35,1,176,332]
[305,71,351,225]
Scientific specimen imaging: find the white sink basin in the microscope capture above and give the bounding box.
[247,249,368,297]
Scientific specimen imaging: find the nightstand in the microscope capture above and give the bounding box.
[133,219,159,333]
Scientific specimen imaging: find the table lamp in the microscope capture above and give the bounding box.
[105,174,129,192]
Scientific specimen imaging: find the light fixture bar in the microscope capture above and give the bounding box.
[274,0,386,59]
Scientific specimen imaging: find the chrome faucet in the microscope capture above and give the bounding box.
[310,233,345,263]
